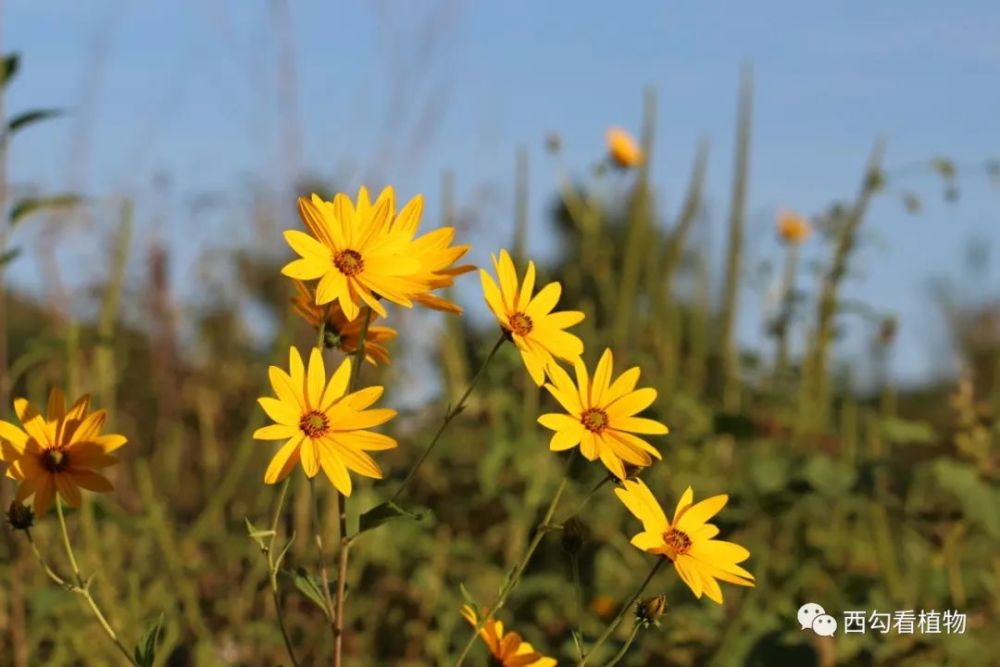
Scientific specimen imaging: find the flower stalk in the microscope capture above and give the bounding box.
[577,558,665,666]
[453,470,570,666]
[389,331,506,503]
[46,498,139,666]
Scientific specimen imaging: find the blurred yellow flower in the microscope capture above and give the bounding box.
[0,390,125,516]
[480,249,585,386]
[776,210,811,244]
[606,127,643,168]
[460,605,557,667]
[291,280,397,365]
[253,346,397,496]
[282,187,424,320]
[615,479,755,604]
[538,348,666,479]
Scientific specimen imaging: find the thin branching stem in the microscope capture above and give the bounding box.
[54,498,138,666]
[389,331,507,504]
[266,478,300,667]
[453,463,571,666]
[603,624,642,667]
[578,558,665,666]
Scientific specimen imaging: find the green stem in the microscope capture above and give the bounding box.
[578,558,665,667]
[556,475,611,527]
[266,478,300,667]
[334,306,371,667]
[453,471,570,666]
[389,332,506,504]
[603,624,642,667]
[309,478,337,630]
[55,498,138,666]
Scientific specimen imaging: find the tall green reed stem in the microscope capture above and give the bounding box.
[800,140,885,432]
[719,65,753,411]
[613,88,656,348]
[577,558,665,667]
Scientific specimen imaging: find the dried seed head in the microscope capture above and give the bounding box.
[6,501,34,531]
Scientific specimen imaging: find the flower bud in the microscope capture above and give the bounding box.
[561,517,590,554]
[635,595,667,628]
[6,501,34,531]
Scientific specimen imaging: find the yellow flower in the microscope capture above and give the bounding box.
[777,210,811,244]
[538,348,667,479]
[460,606,557,667]
[615,479,755,604]
[291,280,397,365]
[0,390,125,516]
[376,190,475,314]
[480,249,585,386]
[606,127,643,168]
[282,187,425,320]
[253,346,397,496]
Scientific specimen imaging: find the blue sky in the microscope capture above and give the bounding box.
[4,1,999,385]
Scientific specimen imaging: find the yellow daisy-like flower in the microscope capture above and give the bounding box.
[291,280,397,365]
[376,189,475,314]
[460,606,557,667]
[776,209,811,244]
[282,188,424,321]
[253,346,397,496]
[616,479,755,604]
[0,390,125,516]
[606,127,643,168]
[480,249,585,386]
[538,348,667,479]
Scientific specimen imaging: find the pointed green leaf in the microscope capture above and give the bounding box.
[2,53,19,88]
[357,500,424,535]
[11,194,82,227]
[459,582,478,609]
[289,567,331,619]
[133,613,164,667]
[8,108,63,135]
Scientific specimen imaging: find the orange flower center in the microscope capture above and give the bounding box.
[333,249,365,276]
[299,411,330,439]
[580,407,610,434]
[662,528,692,556]
[41,448,69,473]
[507,312,533,336]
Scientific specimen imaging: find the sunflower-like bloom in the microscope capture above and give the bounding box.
[460,606,557,667]
[253,346,397,496]
[291,280,397,365]
[606,127,643,168]
[538,348,667,479]
[776,210,811,244]
[375,189,475,314]
[616,479,755,604]
[480,249,585,386]
[282,188,424,320]
[0,390,125,516]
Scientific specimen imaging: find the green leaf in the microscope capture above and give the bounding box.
[133,613,164,667]
[459,582,478,609]
[802,456,856,497]
[289,567,331,619]
[11,194,83,227]
[880,417,936,445]
[8,108,63,135]
[0,247,21,267]
[2,53,19,88]
[244,517,274,549]
[357,500,423,535]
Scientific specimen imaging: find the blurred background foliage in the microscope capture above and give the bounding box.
[2,33,1000,667]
